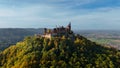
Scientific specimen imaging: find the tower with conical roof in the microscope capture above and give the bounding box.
[67,22,71,31]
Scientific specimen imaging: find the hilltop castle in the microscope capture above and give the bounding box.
[41,23,74,39]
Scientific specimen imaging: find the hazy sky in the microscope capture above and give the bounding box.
[0,0,120,30]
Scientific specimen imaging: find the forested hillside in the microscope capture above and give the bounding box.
[0,35,120,68]
[0,28,43,51]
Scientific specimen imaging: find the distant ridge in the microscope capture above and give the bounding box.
[0,28,44,51]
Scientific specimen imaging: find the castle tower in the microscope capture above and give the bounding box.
[68,22,71,31]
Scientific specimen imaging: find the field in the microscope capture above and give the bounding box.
[75,30,120,50]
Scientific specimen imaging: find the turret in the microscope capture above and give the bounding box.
[67,22,71,31]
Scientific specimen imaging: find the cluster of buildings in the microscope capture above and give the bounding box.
[41,23,74,39]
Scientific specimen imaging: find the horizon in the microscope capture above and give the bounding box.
[0,0,120,30]
[1,28,120,31]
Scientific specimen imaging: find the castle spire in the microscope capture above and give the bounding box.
[68,22,71,30]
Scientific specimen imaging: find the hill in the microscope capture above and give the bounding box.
[0,35,120,68]
[0,28,43,51]
[1,29,120,52]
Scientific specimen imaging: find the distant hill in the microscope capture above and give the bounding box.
[0,35,120,68]
[0,28,43,51]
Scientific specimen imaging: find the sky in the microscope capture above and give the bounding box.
[0,0,120,30]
